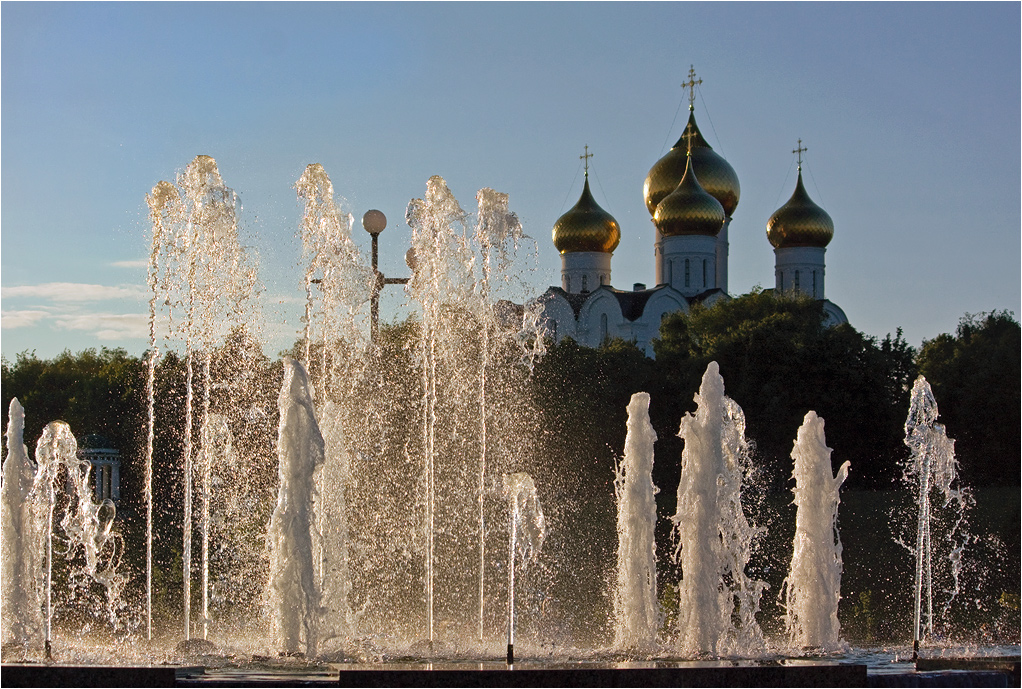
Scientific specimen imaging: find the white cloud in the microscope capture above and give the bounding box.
[2,282,146,302]
[52,312,149,340]
[110,259,148,269]
[1,310,51,329]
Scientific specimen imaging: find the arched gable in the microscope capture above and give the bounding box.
[640,287,690,328]
[822,299,849,327]
[532,289,577,343]
[577,288,625,347]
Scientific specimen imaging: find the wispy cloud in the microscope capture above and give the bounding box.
[1,310,51,329]
[52,312,149,340]
[2,282,146,302]
[110,259,148,269]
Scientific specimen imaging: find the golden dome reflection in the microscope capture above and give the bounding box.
[552,177,621,254]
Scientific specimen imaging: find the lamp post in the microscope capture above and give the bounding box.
[362,210,410,342]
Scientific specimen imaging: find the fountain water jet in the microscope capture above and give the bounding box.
[503,472,545,664]
[146,155,258,643]
[268,359,325,658]
[781,411,849,652]
[902,375,970,659]
[612,392,660,651]
[1,399,44,652]
[672,362,766,656]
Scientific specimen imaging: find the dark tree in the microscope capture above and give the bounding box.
[917,311,1020,486]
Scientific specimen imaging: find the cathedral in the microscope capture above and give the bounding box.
[535,71,847,357]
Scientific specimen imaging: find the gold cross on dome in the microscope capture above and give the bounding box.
[793,139,808,168]
[682,123,698,155]
[682,65,702,109]
[580,145,593,175]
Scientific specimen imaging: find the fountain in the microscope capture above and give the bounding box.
[1,399,43,653]
[1,156,1017,687]
[503,472,545,664]
[671,362,766,656]
[612,392,660,651]
[781,411,849,652]
[902,376,971,660]
[268,359,325,658]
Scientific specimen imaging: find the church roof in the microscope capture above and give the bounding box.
[552,176,621,254]
[766,169,834,249]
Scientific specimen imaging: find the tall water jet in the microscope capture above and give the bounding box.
[472,188,524,641]
[612,392,660,651]
[295,163,373,383]
[503,473,545,664]
[672,362,766,656]
[295,163,371,651]
[406,176,474,646]
[146,155,257,642]
[902,376,969,658]
[268,359,325,658]
[781,411,849,652]
[1,399,43,652]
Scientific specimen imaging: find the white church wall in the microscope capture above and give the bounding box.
[774,246,826,298]
[561,251,613,294]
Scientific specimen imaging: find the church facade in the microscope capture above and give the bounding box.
[534,80,847,357]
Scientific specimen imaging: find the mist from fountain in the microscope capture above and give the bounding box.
[672,362,766,656]
[612,392,660,651]
[781,411,849,652]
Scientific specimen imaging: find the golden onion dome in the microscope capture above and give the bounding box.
[644,111,740,218]
[552,176,621,254]
[654,154,725,237]
[766,170,834,249]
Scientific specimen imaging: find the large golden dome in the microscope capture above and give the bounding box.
[644,111,740,218]
[654,154,725,237]
[552,177,621,254]
[766,170,834,248]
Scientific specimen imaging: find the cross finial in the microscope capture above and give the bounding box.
[793,139,808,169]
[682,122,698,155]
[580,144,593,176]
[682,65,702,110]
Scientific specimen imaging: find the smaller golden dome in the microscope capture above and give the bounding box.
[766,170,834,249]
[552,177,621,254]
[654,155,725,237]
[644,111,740,218]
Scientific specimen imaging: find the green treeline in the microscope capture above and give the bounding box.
[530,292,1019,495]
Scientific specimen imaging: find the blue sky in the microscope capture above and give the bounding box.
[2,2,1019,360]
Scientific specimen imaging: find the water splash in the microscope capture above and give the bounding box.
[672,362,766,656]
[781,411,849,652]
[24,421,128,655]
[612,392,660,651]
[902,376,970,653]
[268,359,325,657]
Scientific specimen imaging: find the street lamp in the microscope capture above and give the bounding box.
[362,210,411,342]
